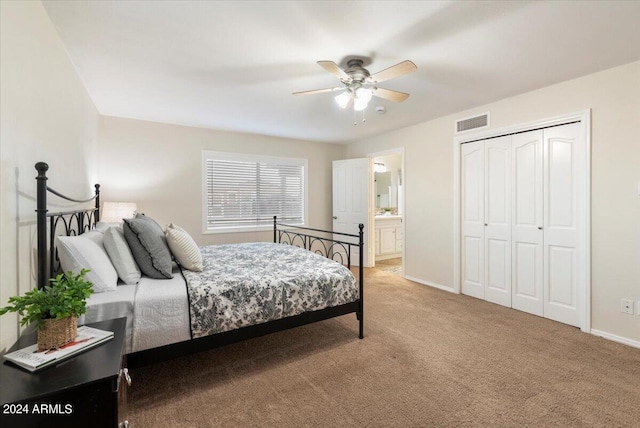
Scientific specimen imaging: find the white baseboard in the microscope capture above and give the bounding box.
[591,329,640,349]
[404,275,456,294]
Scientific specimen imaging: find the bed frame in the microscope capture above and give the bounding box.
[35,162,364,368]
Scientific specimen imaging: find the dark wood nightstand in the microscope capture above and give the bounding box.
[1,318,129,428]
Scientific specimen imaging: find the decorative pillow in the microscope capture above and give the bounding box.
[103,226,141,285]
[56,235,118,293]
[123,214,173,279]
[165,223,203,272]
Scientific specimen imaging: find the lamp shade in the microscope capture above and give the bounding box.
[353,98,368,111]
[355,87,372,103]
[101,202,137,224]
[334,91,352,109]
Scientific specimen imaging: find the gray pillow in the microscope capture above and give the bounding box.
[123,215,173,279]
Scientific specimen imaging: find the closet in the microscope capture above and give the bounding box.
[461,122,586,327]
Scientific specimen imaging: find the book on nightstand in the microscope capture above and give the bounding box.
[2,325,114,372]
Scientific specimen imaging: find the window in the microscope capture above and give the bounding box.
[202,151,307,232]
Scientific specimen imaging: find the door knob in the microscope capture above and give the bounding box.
[332,216,338,220]
[538,226,543,230]
[484,223,488,226]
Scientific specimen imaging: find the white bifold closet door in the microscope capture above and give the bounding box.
[461,136,511,306]
[461,122,584,327]
[461,141,485,300]
[542,123,584,327]
[484,136,512,307]
[511,130,544,316]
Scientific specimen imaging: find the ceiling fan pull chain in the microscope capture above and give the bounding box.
[353,107,357,126]
[362,109,366,123]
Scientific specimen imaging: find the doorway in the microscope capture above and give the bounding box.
[369,149,404,276]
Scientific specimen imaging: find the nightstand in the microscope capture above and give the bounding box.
[1,318,129,428]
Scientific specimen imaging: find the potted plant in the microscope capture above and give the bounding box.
[0,269,94,351]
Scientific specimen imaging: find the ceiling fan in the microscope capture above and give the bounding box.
[293,57,417,112]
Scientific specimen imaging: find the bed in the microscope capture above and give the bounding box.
[35,162,364,367]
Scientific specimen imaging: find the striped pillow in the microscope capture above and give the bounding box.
[165,223,203,272]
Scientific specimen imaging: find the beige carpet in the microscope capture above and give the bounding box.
[128,268,640,427]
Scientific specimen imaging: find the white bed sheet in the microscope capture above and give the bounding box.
[83,283,136,353]
[83,265,191,354]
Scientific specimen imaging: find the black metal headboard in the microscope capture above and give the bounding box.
[35,162,100,289]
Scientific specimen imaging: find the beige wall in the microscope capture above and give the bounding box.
[347,61,640,344]
[0,2,100,351]
[98,116,347,245]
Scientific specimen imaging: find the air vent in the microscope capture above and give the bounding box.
[455,113,489,134]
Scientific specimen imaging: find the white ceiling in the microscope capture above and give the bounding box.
[43,1,640,144]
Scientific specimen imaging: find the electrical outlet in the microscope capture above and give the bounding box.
[621,299,634,315]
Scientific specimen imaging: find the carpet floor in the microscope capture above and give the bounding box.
[128,268,640,427]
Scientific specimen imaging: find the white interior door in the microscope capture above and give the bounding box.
[484,136,511,307]
[511,130,544,316]
[461,141,485,299]
[332,158,370,267]
[543,123,582,327]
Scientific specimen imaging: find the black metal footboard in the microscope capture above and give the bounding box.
[273,216,365,339]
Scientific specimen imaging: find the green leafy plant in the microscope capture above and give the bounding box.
[0,269,94,329]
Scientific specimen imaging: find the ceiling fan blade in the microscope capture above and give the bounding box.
[372,87,410,103]
[317,61,350,81]
[369,60,417,83]
[292,87,344,96]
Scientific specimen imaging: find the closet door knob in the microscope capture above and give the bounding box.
[484,223,488,226]
[538,226,543,230]
[332,216,338,220]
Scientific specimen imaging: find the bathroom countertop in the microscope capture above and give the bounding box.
[374,214,403,220]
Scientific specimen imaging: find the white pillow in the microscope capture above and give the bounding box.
[103,226,141,285]
[83,230,105,247]
[93,222,113,233]
[56,235,118,293]
[165,223,203,272]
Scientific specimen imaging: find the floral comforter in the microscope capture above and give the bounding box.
[181,242,358,338]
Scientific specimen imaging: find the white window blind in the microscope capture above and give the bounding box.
[203,152,307,231]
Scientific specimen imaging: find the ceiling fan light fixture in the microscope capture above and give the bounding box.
[334,91,351,109]
[296,58,417,122]
[355,87,373,103]
[353,97,368,111]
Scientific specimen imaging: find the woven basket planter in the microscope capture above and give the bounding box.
[37,316,77,351]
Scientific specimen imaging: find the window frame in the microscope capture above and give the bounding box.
[201,151,309,234]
